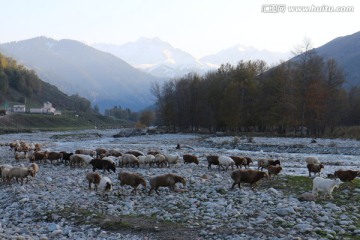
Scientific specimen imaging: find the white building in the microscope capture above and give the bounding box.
[13,105,26,113]
[29,102,60,115]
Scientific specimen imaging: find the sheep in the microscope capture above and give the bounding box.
[257,159,281,171]
[46,151,63,164]
[137,155,147,166]
[1,167,12,184]
[118,171,146,195]
[98,176,113,193]
[120,154,140,168]
[9,140,20,151]
[242,157,253,168]
[29,151,49,163]
[33,143,42,152]
[230,156,246,169]
[154,154,167,168]
[148,173,186,196]
[75,149,96,157]
[305,156,320,165]
[165,154,179,165]
[27,163,39,175]
[15,142,30,153]
[15,151,28,161]
[144,154,156,167]
[312,177,342,199]
[59,151,73,165]
[267,165,283,178]
[8,167,35,184]
[207,155,219,170]
[69,154,85,167]
[334,170,360,182]
[307,163,324,177]
[231,169,269,189]
[86,172,101,191]
[125,150,145,157]
[147,150,160,156]
[74,154,94,165]
[183,154,199,165]
[96,148,107,158]
[218,156,235,170]
[102,156,118,166]
[106,149,122,157]
[89,159,116,173]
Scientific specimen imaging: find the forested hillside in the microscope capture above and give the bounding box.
[0,53,92,112]
[152,49,360,135]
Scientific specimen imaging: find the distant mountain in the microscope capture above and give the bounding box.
[314,31,360,88]
[0,37,164,112]
[93,38,289,78]
[200,45,290,67]
[93,37,214,78]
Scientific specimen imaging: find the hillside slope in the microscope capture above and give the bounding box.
[0,37,165,111]
[314,31,360,87]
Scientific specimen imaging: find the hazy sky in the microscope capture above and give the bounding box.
[0,0,359,58]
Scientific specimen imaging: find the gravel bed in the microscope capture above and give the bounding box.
[0,130,359,239]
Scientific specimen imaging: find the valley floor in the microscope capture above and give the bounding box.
[0,130,359,239]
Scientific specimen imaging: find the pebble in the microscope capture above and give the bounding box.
[0,130,358,239]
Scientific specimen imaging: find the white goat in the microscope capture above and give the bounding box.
[312,177,342,199]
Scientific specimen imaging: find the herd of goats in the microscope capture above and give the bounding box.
[0,140,359,199]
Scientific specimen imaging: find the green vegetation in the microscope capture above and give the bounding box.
[152,45,360,137]
[0,52,93,113]
[0,111,133,134]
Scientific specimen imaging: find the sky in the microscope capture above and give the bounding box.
[0,0,359,58]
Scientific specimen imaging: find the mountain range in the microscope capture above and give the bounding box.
[0,31,359,112]
[0,37,163,112]
[93,38,290,78]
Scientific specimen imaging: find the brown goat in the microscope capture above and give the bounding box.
[242,157,253,168]
[307,164,324,177]
[96,148,107,158]
[30,151,49,163]
[230,156,246,169]
[47,152,63,164]
[183,154,199,165]
[86,172,101,191]
[149,173,186,195]
[267,165,283,178]
[118,171,146,194]
[207,155,219,170]
[334,170,360,182]
[231,169,268,189]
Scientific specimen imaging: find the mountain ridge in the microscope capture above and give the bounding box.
[92,37,290,78]
[0,37,164,112]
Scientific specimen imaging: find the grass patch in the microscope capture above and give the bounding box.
[261,175,313,196]
[0,111,133,134]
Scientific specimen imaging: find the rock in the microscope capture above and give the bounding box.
[48,223,59,232]
[276,207,296,216]
[45,176,53,182]
[293,223,313,232]
[298,192,315,201]
[268,188,279,195]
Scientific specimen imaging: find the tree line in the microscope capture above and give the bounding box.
[151,47,360,136]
